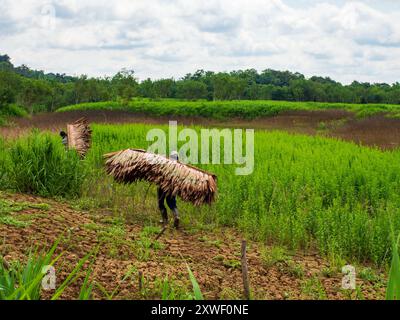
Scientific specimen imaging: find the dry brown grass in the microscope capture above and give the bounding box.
[67,117,92,158]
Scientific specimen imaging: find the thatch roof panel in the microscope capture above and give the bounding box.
[104,149,217,205]
[67,117,92,158]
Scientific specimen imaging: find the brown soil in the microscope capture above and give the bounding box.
[1,109,399,150]
[330,115,400,150]
[0,192,386,300]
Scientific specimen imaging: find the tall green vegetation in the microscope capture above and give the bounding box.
[0,132,86,198]
[79,124,400,266]
[57,99,400,119]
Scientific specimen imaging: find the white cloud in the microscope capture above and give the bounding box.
[0,0,399,84]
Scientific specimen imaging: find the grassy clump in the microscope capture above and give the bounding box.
[0,132,86,198]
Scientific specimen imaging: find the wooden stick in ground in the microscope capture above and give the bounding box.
[155,226,167,241]
[138,271,143,292]
[150,226,167,249]
[241,240,251,300]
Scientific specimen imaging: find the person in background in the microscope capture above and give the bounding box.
[158,151,180,229]
[60,131,68,150]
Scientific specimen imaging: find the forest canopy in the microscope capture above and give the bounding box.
[1,53,400,115]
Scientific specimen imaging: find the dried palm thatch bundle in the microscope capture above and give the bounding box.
[67,118,92,158]
[104,149,217,206]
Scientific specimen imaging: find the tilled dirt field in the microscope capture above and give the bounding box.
[0,192,386,300]
[1,109,400,150]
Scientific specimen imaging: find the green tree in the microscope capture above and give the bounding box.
[19,79,52,114]
[0,54,14,72]
[152,79,175,99]
[0,71,18,108]
[139,78,155,99]
[176,80,207,100]
[112,69,138,103]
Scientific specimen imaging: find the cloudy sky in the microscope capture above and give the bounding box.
[1,0,399,84]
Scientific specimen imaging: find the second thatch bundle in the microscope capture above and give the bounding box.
[67,118,92,158]
[104,149,217,206]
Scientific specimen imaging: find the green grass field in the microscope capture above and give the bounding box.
[2,124,400,267]
[56,99,400,119]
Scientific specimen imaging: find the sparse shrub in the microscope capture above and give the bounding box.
[321,267,336,278]
[261,246,290,269]
[301,277,327,300]
[280,260,305,278]
[359,267,381,283]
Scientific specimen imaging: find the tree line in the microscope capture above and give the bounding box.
[1,53,400,115]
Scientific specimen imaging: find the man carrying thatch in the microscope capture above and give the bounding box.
[104,148,218,230]
[158,151,180,228]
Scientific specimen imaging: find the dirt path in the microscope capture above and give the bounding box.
[1,109,399,150]
[0,192,386,300]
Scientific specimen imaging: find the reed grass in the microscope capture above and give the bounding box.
[1,131,86,198]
